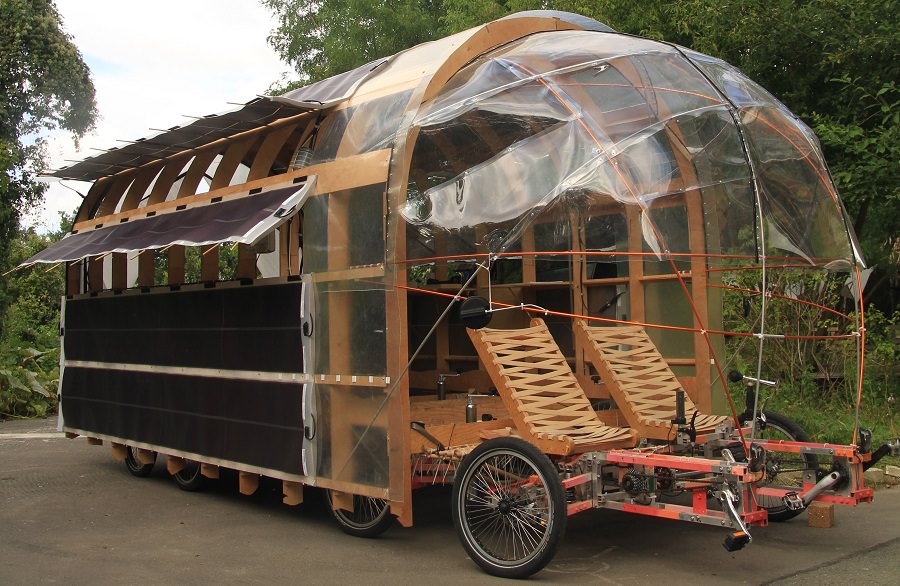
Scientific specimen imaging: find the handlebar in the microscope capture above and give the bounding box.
[728,370,777,387]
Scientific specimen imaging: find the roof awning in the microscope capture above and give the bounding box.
[49,99,313,181]
[22,177,316,266]
[50,59,393,182]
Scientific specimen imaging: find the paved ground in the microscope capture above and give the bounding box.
[1,416,898,585]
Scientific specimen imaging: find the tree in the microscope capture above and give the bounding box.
[436,0,899,308]
[0,211,72,418]
[262,0,445,90]
[261,1,897,308]
[0,0,97,325]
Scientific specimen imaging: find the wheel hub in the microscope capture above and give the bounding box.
[498,498,512,514]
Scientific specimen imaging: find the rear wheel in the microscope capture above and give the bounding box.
[124,446,155,477]
[324,490,394,538]
[452,437,566,579]
[742,411,817,522]
[173,460,205,492]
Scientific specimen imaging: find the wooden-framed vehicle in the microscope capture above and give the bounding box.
[25,10,896,579]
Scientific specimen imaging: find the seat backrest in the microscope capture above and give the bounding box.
[468,318,605,438]
[574,321,698,424]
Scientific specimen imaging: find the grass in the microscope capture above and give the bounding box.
[763,392,899,468]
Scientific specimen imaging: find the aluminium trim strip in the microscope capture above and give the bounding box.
[64,360,312,384]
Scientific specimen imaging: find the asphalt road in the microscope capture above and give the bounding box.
[2,416,898,585]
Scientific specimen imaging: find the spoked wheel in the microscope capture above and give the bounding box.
[173,460,205,492]
[324,489,394,538]
[451,437,566,579]
[742,411,818,522]
[124,446,156,477]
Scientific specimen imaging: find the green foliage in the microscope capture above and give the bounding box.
[0,212,72,419]
[0,0,97,333]
[261,0,445,90]
[723,266,898,445]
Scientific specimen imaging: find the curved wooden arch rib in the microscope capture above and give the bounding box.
[420,17,582,105]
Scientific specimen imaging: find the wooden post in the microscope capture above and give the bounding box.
[168,246,185,285]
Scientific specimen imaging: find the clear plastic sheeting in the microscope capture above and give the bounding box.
[313,91,412,164]
[401,30,859,270]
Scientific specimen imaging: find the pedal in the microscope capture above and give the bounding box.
[723,531,751,552]
[782,491,804,511]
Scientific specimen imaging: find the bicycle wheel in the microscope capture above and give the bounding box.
[451,437,566,578]
[124,446,155,477]
[324,490,394,538]
[173,459,205,492]
[742,411,818,522]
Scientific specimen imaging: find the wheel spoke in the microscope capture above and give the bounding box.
[462,450,553,563]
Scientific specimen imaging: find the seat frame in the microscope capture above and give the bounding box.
[573,320,729,441]
[467,318,638,456]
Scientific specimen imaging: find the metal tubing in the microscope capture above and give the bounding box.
[802,471,842,506]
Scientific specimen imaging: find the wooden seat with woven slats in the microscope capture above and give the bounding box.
[573,320,729,440]
[467,319,638,456]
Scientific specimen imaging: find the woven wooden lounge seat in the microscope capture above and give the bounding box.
[467,319,638,456]
[573,320,729,440]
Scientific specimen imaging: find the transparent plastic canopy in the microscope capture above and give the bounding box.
[401,30,862,269]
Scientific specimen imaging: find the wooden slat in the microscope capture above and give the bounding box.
[166,455,185,475]
[110,442,127,462]
[573,320,728,440]
[75,149,391,234]
[239,471,259,496]
[282,481,303,506]
[468,318,637,456]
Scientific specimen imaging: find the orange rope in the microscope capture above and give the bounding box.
[398,250,842,266]
[708,283,852,322]
[747,110,844,216]
[525,61,743,435]
[389,282,858,342]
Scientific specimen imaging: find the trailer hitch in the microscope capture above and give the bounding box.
[781,470,843,512]
[864,439,900,471]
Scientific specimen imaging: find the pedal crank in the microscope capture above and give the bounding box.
[716,487,752,551]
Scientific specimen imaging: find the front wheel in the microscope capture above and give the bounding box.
[741,411,818,522]
[452,437,566,579]
[323,490,394,538]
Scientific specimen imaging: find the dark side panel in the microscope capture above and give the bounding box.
[62,368,303,473]
[64,282,304,372]
[61,282,305,475]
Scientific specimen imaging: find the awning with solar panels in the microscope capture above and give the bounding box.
[21,177,316,266]
[49,58,391,182]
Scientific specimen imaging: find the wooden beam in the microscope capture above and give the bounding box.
[248,122,300,181]
[201,245,218,282]
[168,245,185,285]
[210,136,257,190]
[166,455,185,475]
[110,443,127,462]
[146,153,192,206]
[138,250,155,287]
[282,481,303,506]
[239,471,259,495]
[75,149,391,233]
[177,149,219,198]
